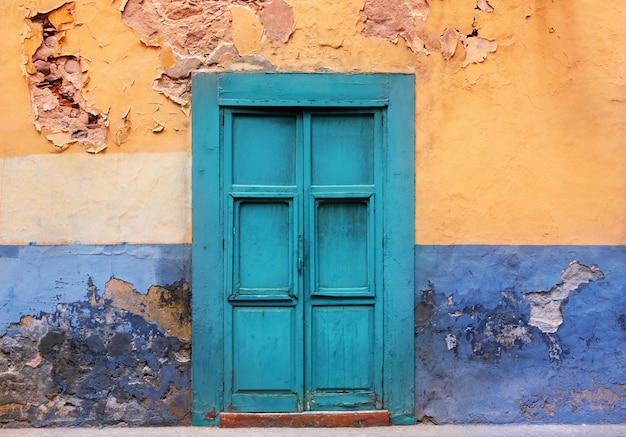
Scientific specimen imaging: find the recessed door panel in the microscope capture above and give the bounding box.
[233,199,293,298]
[231,307,300,412]
[232,114,297,186]
[233,307,296,392]
[315,199,372,296]
[310,306,375,391]
[310,114,375,186]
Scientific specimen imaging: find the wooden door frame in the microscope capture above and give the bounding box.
[191,73,415,425]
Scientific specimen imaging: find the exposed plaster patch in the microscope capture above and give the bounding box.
[415,288,435,334]
[121,0,269,57]
[475,0,494,13]
[524,261,604,334]
[120,0,277,106]
[521,384,622,421]
[259,0,295,43]
[467,293,534,361]
[153,74,192,106]
[461,36,498,67]
[445,333,457,350]
[440,27,461,61]
[22,3,108,153]
[520,397,556,420]
[361,0,430,54]
[570,387,620,411]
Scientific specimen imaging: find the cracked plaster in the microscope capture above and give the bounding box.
[18,0,502,152]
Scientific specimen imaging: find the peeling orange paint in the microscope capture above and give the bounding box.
[461,35,497,67]
[0,0,624,243]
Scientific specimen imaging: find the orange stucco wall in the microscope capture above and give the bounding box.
[0,0,624,245]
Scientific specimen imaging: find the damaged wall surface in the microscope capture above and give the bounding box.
[0,245,191,426]
[0,0,625,427]
[415,245,626,423]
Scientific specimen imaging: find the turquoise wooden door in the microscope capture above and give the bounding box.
[223,109,383,412]
[192,73,415,425]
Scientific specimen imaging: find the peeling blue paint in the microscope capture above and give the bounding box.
[1,243,624,426]
[0,244,191,331]
[415,245,626,424]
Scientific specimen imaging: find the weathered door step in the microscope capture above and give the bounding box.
[220,410,390,427]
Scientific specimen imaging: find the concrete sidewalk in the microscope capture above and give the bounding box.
[0,425,624,437]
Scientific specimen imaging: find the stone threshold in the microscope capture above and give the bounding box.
[219,410,390,427]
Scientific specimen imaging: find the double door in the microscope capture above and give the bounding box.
[223,108,384,412]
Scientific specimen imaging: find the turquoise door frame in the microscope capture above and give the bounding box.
[192,73,415,425]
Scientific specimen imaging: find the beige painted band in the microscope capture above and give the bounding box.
[0,153,190,244]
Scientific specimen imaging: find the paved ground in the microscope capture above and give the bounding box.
[1,425,625,437]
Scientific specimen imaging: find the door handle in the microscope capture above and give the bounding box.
[297,234,303,272]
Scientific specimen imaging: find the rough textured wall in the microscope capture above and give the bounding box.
[0,245,191,427]
[415,246,626,424]
[0,0,625,427]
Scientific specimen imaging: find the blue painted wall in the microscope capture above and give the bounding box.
[415,245,626,424]
[0,244,191,426]
[0,245,190,331]
[1,244,625,425]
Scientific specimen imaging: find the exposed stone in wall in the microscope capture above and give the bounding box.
[22,3,108,153]
[0,278,190,427]
[524,261,605,334]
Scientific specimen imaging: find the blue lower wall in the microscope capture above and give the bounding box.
[0,244,192,426]
[415,245,626,424]
[1,244,625,426]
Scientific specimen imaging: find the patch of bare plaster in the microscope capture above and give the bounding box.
[121,0,276,105]
[484,321,533,349]
[260,0,294,43]
[152,44,203,106]
[22,3,108,153]
[569,386,620,411]
[524,261,604,334]
[440,27,461,61]
[121,0,274,56]
[361,0,430,54]
[461,36,498,67]
[475,0,494,13]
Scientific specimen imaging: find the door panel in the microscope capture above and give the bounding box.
[232,114,297,186]
[315,199,372,295]
[310,114,375,186]
[310,305,375,391]
[232,307,296,392]
[231,306,300,411]
[233,200,293,298]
